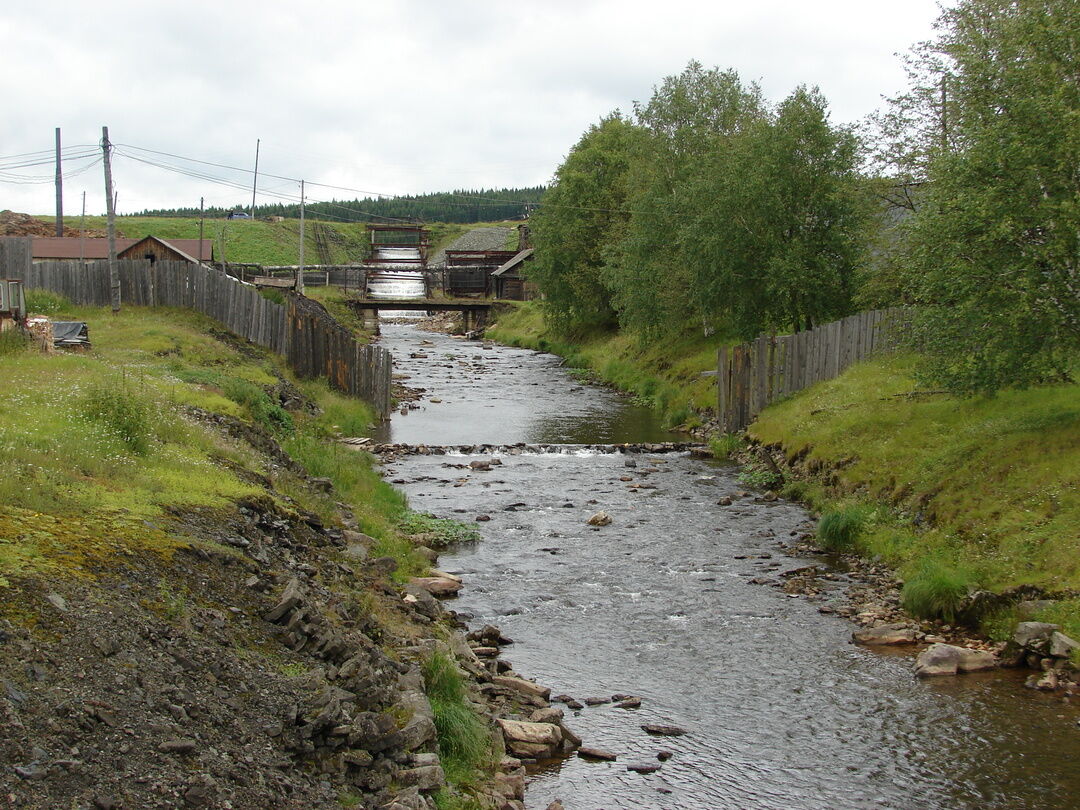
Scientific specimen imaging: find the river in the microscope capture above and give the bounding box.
[372,320,1080,810]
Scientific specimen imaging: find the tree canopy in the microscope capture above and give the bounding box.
[530,61,866,342]
[883,0,1080,393]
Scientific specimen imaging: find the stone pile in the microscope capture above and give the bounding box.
[1001,621,1080,692]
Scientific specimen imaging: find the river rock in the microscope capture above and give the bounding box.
[852,623,918,645]
[409,577,462,597]
[642,724,687,737]
[497,719,562,758]
[586,511,612,526]
[1012,622,1060,651]
[492,675,551,701]
[1049,631,1080,659]
[578,747,617,761]
[627,762,661,774]
[398,764,446,791]
[530,708,564,724]
[914,643,997,677]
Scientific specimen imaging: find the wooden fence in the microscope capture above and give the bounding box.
[0,237,391,416]
[717,308,909,432]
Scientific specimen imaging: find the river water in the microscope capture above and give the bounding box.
[372,322,1080,810]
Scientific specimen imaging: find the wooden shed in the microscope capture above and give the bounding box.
[32,236,212,264]
[491,249,535,300]
[118,235,211,264]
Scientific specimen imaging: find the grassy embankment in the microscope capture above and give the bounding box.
[57,215,371,266]
[0,291,425,584]
[485,302,1080,646]
[487,301,722,428]
[1,293,498,805]
[748,354,1080,647]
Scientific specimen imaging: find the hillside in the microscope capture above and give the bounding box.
[42,215,523,266]
[0,299,537,809]
[49,215,370,266]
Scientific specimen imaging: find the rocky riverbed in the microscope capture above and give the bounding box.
[371,321,1080,810]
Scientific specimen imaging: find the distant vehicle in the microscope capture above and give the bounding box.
[227,211,251,220]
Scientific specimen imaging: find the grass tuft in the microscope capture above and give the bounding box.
[817,506,869,552]
[709,433,743,461]
[422,652,494,790]
[84,379,152,455]
[901,556,974,623]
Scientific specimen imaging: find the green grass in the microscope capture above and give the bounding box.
[901,556,974,623]
[23,289,68,315]
[398,513,481,549]
[709,433,743,461]
[817,506,870,552]
[749,352,1080,600]
[487,302,722,426]
[56,215,371,266]
[0,302,417,589]
[422,652,495,792]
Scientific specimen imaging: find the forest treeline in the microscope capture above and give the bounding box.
[527,0,1079,395]
[139,187,545,225]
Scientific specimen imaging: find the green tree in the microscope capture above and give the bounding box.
[528,114,642,331]
[680,86,864,337]
[607,62,765,337]
[888,0,1080,393]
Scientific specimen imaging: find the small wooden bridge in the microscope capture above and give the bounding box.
[347,297,494,331]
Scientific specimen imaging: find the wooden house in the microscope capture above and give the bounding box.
[443,250,518,297]
[491,249,535,300]
[32,236,212,264]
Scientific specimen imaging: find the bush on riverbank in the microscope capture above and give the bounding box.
[900,556,974,623]
[817,506,869,552]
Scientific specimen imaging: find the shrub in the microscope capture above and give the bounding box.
[817,506,868,551]
[24,289,68,315]
[901,557,973,623]
[84,380,152,455]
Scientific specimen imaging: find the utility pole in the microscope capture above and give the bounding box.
[198,197,205,264]
[102,126,120,312]
[79,191,86,268]
[297,179,305,294]
[54,128,64,236]
[220,225,227,274]
[250,138,260,217]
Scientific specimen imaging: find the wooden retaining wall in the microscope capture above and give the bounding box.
[1,237,391,416]
[717,308,909,432]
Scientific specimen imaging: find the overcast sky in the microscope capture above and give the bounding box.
[1,0,942,218]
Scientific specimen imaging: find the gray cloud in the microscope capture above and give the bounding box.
[1,0,939,215]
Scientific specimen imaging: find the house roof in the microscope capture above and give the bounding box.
[492,248,534,277]
[120,235,207,263]
[32,236,212,261]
